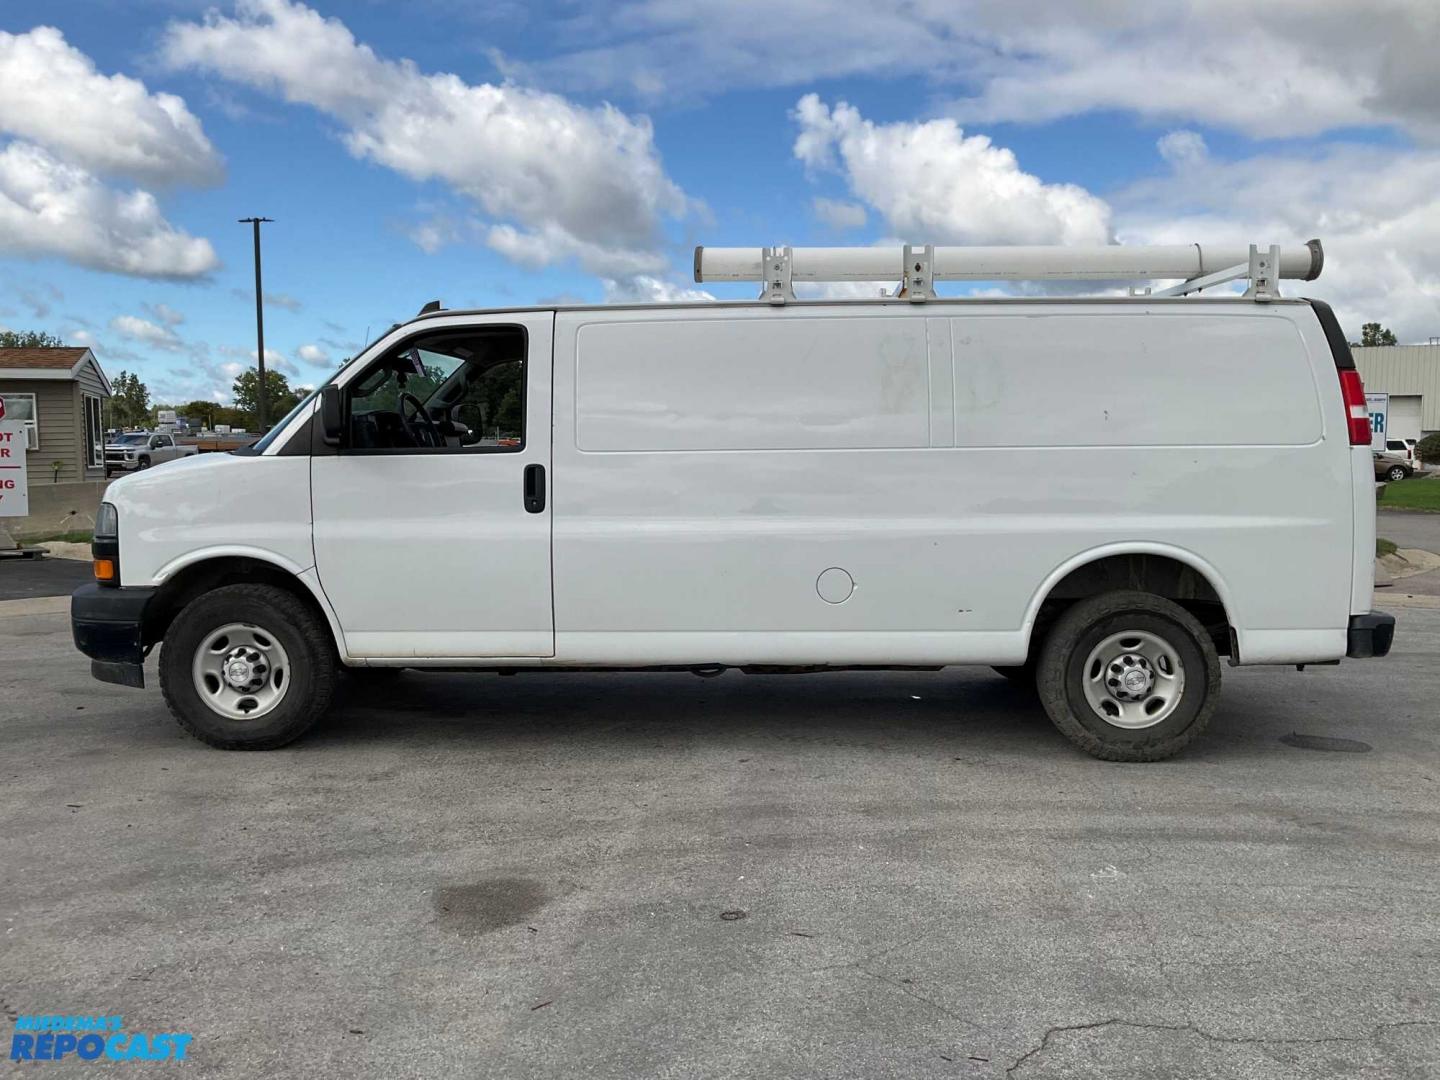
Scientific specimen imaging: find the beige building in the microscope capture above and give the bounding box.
[0,347,112,483]
[0,347,112,539]
[1353,343,1440,440]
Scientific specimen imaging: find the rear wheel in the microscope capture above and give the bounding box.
[159,584,337,749]
[1037,591,1220,762]
[1387,465,1408,482]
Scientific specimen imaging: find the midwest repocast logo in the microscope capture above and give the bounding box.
[9,1016,193,1063]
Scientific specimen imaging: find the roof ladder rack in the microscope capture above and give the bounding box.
[696,241,1323,304]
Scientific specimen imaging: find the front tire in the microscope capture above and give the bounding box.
[159,584,337,749]
[1037,591,1221,762]
[137,456,151,470]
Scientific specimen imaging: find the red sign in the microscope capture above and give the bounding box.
[0,395,6,422]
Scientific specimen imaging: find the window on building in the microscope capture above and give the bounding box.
[84,394,103,467]
[3,393,38,449]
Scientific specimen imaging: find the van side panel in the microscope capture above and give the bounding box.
[950,313,1321,447]
[551,303,1355,667]
[574,317,929,452]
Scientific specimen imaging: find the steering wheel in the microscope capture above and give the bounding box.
[398,392,443,448]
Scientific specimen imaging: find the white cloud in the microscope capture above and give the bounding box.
[1157,131,1208,169]
[142,301,185,326]
[163,0,689,274]
[296,343,330,365]
[486,222,669,278]
[812,197,867,231]
[221,343,297,377]
[515,1,1440,140]
[0,26,223,187]
[0,30,221,285]
[601,275,714,303]
[1112,146,1440,343]
[942,2,1440,140]
[0,142,218,279]
[17,282,61,318]
[230,288,303,312]
[793,95,1112,247]
[110,314,184,352]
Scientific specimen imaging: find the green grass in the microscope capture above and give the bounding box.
[1377,537,1398,558]
[25,530,93,545]
[1380,478,1440,512]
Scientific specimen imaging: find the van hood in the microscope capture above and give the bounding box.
[104,449,238,501]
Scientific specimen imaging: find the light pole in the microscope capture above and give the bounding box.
[239,217,273,429]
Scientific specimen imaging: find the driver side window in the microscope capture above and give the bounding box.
[343,326,526,454]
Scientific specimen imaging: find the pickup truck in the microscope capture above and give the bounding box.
[103,432,198,476]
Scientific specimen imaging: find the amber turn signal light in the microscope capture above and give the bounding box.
[93,558,116,583]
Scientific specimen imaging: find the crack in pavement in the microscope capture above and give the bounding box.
[856,965,987,1037]
[1005,1017,1439,1075]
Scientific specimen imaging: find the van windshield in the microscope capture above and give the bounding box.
[245,389,321,454]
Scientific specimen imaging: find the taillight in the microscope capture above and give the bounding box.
[1338,369,1371,446]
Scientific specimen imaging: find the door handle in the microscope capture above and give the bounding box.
[523,464,546,513]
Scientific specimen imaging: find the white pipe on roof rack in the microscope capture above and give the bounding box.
[694,241,1323,283]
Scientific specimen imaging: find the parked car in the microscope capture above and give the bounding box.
[103,431,199,476]
[1375,450,1413,482]
[71,246,1394,763]
[1384,439,1415,467]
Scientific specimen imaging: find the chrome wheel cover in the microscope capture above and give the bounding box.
[1081,629,1185,730]
[191,622,291,721]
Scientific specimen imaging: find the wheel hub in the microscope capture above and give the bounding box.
[1109,655,1155,701]
[193,623,289,721]
[1081,629,1186,730]
[222,649,266,690]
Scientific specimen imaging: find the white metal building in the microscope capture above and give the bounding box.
[1353,344,1440,440]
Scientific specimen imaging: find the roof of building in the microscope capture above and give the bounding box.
[0,347,111,395]
[0,347,91,369]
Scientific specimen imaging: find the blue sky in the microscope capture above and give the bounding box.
[2,1,1437,405]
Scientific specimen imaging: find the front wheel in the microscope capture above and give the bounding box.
[159,584,337,749]
[1037,591,1221,762]
[137,456,151,470]
[1387,465,1408,482]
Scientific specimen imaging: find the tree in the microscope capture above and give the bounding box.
[1351,322,1398,347]
[0,329,64,348]
[231,369,310,429]
[109,371,152,429]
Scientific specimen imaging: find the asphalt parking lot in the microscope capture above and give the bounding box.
[2,594,1437,1079]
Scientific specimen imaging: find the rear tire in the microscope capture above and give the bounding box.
[159,584,337,750]
[1387,465,1408,482]
[1037,591,1220,762]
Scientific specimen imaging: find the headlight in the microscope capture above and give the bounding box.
[95,502,118,540]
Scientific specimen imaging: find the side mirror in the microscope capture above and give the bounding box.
[320,385,344,447]
[150,437,163,449]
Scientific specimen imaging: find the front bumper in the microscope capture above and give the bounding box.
[71,583,157,688]
[1346,611,1395,659]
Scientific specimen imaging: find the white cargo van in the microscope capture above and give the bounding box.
[72,242,1394,761]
